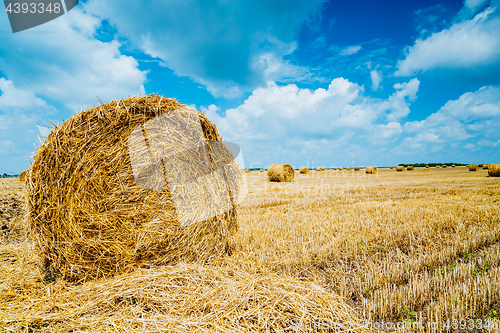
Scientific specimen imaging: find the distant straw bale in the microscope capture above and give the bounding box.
[426,165,430,168]
[436,165,441,168]
[488,164,500,177]
[452,165,455,168]
[365,166,377,174]
[479,164,484,168]
[268,164,294,182]
[316,167,321,171]
[354,167,360,171]
[260,169,266,172]
[245,169,251,173]
[347,167,352,170]
[442,165,447,168]
[390,166,395,169]
[18,171,26,182]
[334,168,338,170]
[27,94,241,281]
[396,166,404,171]
[299,167,309,174]
[468,164,478,171]
[407,166,414,171]
[321,167,326,171]
[339,167,344,170]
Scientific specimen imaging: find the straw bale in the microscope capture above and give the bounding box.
[365,166,377,174]
[260,169,265,172]
[479,164,484,168]
[26,94,241,281]
[436,165,441,168]
[426,165,430,168]
[442,164,447,168]
[407,166,414,170]
[483,164,488,169]
[396,166,404,171]
[452,165,456,168]
[339,167,344,170]
[488,164,500,177]
[245,169,251,173]
[468,164,478,171]
[18,171,26,182]
[354,167,360,171]
[316,167,321,171]
[334,167,338,170]
[390,166,394,169]
[321,167,326,171]
[299,167,309,174]
[268,164,294,182]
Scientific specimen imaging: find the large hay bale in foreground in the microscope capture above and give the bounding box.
[365,166,377,174]
[468,164,478,171]
[407,166,414,170]
[18,171,26,182]
[396,166,404,171]
[488,164,500,177]
[299,167,309,174]
[27,94,241,281]
[268,164,294,182]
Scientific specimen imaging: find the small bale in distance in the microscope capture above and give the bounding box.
[426,165,430,168]
[442,164,447,168]
[339,167,344,170]
[396,166,404,171]
[245,169,252,173]
[19,170,27,182]
[452,165,455,168]
[468,164,478,171]
[390,166,395,169]
[483,164,488,170]
[407,166,414,171]
[334,168,338,170]
[321,167,326,171]
[260,169,266,172]
[354,167,360,171]
[299,167,309,174]
[479,164,484,168]
[268,164,295,182]
[365,166,377,174]
[488,164,500,177]
[316,167,321,171]
[436,165,441,168]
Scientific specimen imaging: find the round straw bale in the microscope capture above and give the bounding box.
[488,164,500,177]
[442,164,447,168]
[268,164,294,182]
[426,165,430,168]
[452,165,456,168]
[390,166,395,169]
[468,164,478,171]
[321,167,326,171]
[334,168,338,170]
[245,169,251,173]
[315,167,321,171]
[26,94,240,281]
[396,166,404,171]
[479,164,484,168]
[483,164,488,169]
[260,169,266,172]
[436,165,441,168]
[407,165,414,170]
[18,170,27,182]
[365,166,377,174]
[299,167,309,174]
[354,167,360,171]
[339,167,344,170]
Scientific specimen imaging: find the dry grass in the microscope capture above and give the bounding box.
[1,167,500,332]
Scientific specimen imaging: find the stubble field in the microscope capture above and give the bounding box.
[1,166,499,332]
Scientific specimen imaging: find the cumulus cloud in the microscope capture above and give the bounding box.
[398,85,500,155]
[201,77,419,166]
[84,0,325,98]
[395,4,500,79]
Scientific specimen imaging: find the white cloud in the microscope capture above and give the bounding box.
[84,0,325,98]
[0,6,147,111]
[395,5,500,77]
[340,45,362,56]
[464,143,476,149]
[201,77,419,166]
[370,70,382,91]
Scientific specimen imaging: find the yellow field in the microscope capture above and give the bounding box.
[1,166,499,332]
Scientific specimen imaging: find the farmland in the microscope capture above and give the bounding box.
[1,166,499,332]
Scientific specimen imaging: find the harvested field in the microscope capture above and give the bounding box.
[1,166,500,332]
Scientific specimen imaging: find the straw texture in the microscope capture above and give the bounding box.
[365,166,377,174]
[268,164,294,182]
[488,164,500,177]
[26,94,239,281]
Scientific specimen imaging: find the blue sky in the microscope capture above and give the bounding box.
[1,0,500,173]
